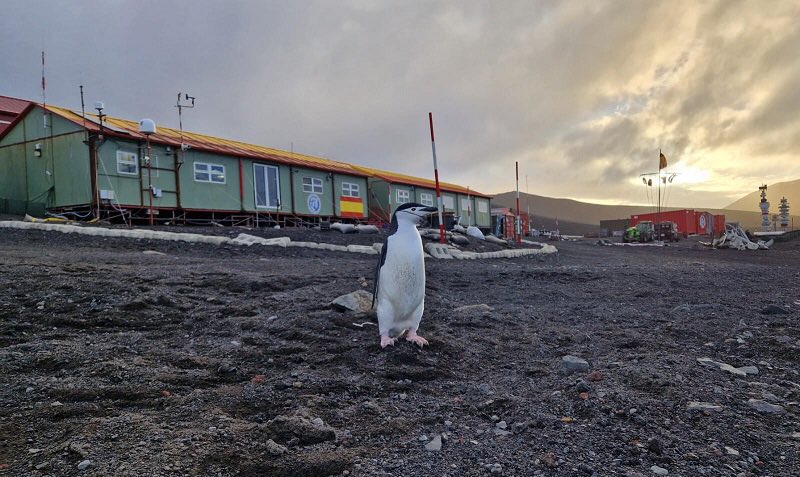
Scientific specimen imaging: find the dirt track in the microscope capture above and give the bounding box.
[1,224,799,476]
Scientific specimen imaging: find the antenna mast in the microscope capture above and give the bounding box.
[41,51,49,128]
[176,93,195,167]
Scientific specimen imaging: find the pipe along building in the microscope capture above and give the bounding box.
[0,98,491,229]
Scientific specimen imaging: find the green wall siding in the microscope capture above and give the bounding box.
[475,198,491,227]
[367,179,391,220]
[292,169,334,216]
[0,108,89,211]
[333,175,368,218]
[178,150,239,210]
[0,144,27,204]
[49,133,92,206]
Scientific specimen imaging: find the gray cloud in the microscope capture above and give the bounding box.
[1,0,798,207]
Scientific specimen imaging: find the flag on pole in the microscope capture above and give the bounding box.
[659,151,667,170]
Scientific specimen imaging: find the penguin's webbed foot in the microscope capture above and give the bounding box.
[380,335,397,348]
[406,330,429,348]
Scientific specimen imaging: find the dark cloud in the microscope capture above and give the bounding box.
[1,0,798,206]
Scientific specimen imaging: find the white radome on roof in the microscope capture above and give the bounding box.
[138,118,157,135]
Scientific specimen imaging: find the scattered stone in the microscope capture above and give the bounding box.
[587,370,603,382]
[561,355,590,375]
[477,383,493,395]
[77,460,91,471]
[495,420,507,429]
[217,364,237,374]
[25,387,34,393]
[761,392,780,402]
[672,303,722,313]
[650,465,668,475]
[761,304,789,315]
[696,357,749,377]
[331,290,374,314]
[142,250,166,256]
[450,235,470,246]
[725,446,740,456]
[265,439,288,455]
[489,463,503,474]
[454,304,494,314]
[50,401,63,407]
[687,401,723,413]
[647,437,664,455]
[738,366,759,375]
[35,462,49,470]
[774,335,793,344]
[425,435,442,452]
[311,417,324,427]
[575,379,592,393]
[251,374,267,384]
[747,399,785,414]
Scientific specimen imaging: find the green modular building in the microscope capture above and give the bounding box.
[0,98,492,229]
[0,104,370,223]
[352,165,492,230]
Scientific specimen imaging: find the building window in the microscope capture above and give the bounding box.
[442,196,454,210]
[396,189,410,204]
[194,162,226,184]
[116,151,138,175]
[420,193,434,207]
[461,198,471,211]
[478,200,488,214]
[341,182,360,198]
[302,177,323,194]
[254,164,280,208]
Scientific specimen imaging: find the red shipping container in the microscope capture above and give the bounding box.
[630,209,698,236]
[696,211,713,235]
[713,215,726,234]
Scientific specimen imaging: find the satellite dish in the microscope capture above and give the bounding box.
[642,177,647,185]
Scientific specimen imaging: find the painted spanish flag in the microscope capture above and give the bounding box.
[340,196,364,218]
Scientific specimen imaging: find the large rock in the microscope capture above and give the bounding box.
[687,401,723,413]
[761,304,790,315]
[331,290,374,313]
[561,355,590,375]
[267,415,337,445]
[424,434,442,451]
[696,357,753,377]
[747,399,785,414]
[450,235,470,246]
[466,226,485,240]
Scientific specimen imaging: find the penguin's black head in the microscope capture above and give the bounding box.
[393,202,439,225]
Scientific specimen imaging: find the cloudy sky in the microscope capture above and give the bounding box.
[2,0,798,208]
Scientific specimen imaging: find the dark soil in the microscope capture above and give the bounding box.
[1,223,798,476]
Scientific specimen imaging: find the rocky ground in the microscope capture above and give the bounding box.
[0,223,798,477]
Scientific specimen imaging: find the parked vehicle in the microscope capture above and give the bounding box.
[655,221,680,242]
[623,220,654,243]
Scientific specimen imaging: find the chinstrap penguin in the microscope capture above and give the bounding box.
[373,203,438,348]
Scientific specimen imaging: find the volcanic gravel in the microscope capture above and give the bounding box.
[1,224,798,476]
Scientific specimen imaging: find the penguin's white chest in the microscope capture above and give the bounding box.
[379,230,426,315]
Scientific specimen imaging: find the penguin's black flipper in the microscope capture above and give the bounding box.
[372,238,389,309]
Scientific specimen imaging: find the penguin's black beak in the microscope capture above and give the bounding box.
[420,206,438,214]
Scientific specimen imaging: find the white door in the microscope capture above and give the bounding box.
[254,164,280,209]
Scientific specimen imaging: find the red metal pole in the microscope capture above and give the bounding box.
[429,113,445,244]
[515,161,521,243]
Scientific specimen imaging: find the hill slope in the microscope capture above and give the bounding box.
[491,191,799,234]
[725,179,799,212]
